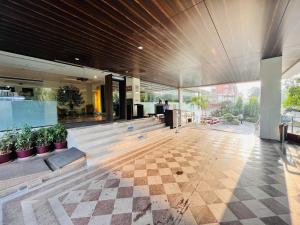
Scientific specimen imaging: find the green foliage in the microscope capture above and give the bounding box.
[0,130,16,154]
[57,86,84,110]
[211,101,234,117]
[233,96,243,116]
[189,95,209,110]
[283,86,300,110]
[35,128,52,147]
[223,113,235,122]
[15,125,34,151]
[51,123,67,143]
[223,113,240,125]
[243,96,259,120]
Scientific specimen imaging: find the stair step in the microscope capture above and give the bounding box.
[78,123,166,150]
[72,120,162,143]
[85,127,171,159]
[68,118,157,136]
[87,128,173,166]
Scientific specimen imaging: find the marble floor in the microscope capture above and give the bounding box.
[2,127,300,225]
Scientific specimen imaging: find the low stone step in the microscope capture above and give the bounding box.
[45,147,86,171]
[72,120,162,144]
[77,123,166,150]
[87,128,173,167]
[86,127,172,166]
[68,118,156,137]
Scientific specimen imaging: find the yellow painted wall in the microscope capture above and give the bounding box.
[94,86,101,113]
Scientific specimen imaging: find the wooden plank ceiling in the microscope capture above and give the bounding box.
[0,0,300,87]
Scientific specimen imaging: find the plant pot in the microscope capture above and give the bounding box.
[36,145,50,154]
[16,148,34,159]
[0,151,12,164]
[54,141,67,150]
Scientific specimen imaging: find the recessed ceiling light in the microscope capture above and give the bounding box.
[94,76,97,79]
[137,46,143,50]
[74,57,80,61]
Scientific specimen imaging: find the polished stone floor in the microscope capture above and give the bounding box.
[2,127,300,225]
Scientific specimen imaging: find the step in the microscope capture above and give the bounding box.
[87,127,173,166]
[68,118,157,136]
[78,123,166,151]
[71,120,162,144]
[85,126,171,158]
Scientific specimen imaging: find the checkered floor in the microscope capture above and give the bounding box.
[3,128,300,225]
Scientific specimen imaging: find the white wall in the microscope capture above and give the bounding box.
[260,57,282,140]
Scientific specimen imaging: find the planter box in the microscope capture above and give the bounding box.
[287,133,300,144]
[54,141,67,150]
[36,145,50,154]
[16,148,34,159]
[0,151,12,164]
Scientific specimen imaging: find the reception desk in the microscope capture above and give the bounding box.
[0,100,57,130]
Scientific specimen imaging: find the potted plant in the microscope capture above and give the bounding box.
[15,125,34,159]
[52,123,68,150]
[0,131,15,164]
[35,128,52,154]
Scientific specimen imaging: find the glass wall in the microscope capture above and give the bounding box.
[140,81,178,115]
[281,78,300,134]
[0,79,103,130]
[0,100,57,131]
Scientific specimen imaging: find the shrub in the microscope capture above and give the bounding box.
[15,125,34,151]
[0,130,16,154]
[35,128,52,147]
[51,123,67,143]
[231,119,240,125]
[223,113,235,122]
[244,117,258,123]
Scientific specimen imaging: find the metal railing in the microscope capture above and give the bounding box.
[288,116,300,134]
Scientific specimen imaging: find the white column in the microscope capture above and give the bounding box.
[178,88,183,110]
[178,88,183,126]
[260,57,282,141]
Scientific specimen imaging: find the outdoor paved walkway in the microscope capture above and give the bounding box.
[2,127,300,225]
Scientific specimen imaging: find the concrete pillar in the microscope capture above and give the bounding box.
[260,57,282,141]
[128,77,140,116]
[132,77,141,104]
[178,88,183,110]
[86,83,93,105]
[178,88,183,126]
[105,74,113,121]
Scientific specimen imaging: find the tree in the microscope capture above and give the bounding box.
[189,95,209,115]
[233,96,243,116]
[57,86,84,111]
[283,86,300,111]
[243,96,259,119]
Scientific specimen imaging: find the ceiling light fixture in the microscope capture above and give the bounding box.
[74,57,80,61]
[94,76,97,79]
[137,46,143,50]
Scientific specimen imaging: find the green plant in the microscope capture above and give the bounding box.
[15,125,34,151]
[0,130,16,154]
[52,124,67,143]
[223,113,235,122]
[35,128,52,147]
[57,86,84,111]
[189,95,209,115]
[243,96,259,120]
[283,86,300,110]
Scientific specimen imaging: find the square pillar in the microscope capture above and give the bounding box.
[260,57,282,140]
[105,74,113,121]
[119,77,127,120]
